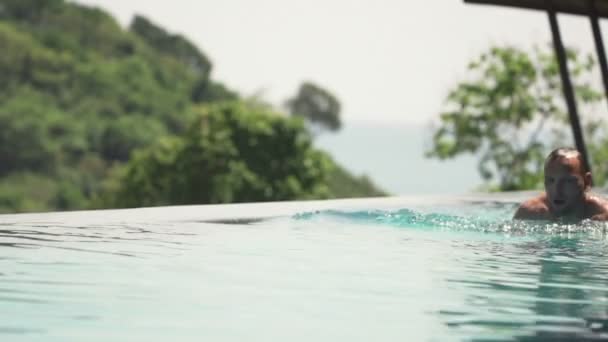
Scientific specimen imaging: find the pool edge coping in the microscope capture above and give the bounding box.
[0,191,539,224]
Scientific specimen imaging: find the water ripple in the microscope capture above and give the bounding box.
[2,205,608,341]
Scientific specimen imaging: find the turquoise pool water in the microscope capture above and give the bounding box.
[2,200,608,341]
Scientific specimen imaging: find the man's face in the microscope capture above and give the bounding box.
[544,156,587,215]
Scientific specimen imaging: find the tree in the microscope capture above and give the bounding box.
[98,115,167,162]
[129,15,212,79]
[285,82,342,135]
[0,90,87,177]
[426,45,604,191]
[191,79,239,103]
[0,0,63,22]
[101,102,334,208]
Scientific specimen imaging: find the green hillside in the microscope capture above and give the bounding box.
[0,0,385,213]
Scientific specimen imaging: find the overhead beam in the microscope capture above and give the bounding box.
[464,0,608,18]
[588,0,608,109]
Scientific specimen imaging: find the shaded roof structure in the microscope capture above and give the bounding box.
[465,0,608,18]
[464,0,608,176]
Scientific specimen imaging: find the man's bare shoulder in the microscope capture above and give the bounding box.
[586,193,608,220]
[513,195,550,220]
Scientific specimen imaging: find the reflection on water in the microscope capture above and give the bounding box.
[440,234,608,341]
[1,205,608,341]
[296,208,608,341]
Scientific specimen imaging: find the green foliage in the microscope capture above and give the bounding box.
[0,170,92,213]
[102,102,333,207]
[584,120,608,187]
[0,89,87,176]
[0,173,60,213]
[0,5,227,128]
[0,0,63,22]
[130,15,211,79]
[427,45,604,191]
[0,0,385,213]
[99,115,167,162]
[191,79,239,103]
[0,0,236,206]
[1,0,134,60]
[286,82,342,135]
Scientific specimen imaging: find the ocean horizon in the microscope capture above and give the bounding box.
[315,121,484,196]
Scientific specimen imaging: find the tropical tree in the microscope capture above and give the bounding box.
[426,45,604,191]
[100,102,334,208]
[285,82,342,135]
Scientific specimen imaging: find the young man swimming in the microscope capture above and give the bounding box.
[513,147,608,221]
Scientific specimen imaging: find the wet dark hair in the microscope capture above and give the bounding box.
[545,147,588,175]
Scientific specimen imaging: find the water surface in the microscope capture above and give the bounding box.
[2,201,608,341]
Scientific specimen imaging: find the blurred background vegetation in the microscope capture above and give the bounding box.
[426,45,608,192]
[0,0,385,213]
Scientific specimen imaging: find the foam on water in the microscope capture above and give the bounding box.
[293,208,608,236]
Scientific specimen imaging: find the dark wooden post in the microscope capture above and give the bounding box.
[589,0,608,106]
[547,6,592,174]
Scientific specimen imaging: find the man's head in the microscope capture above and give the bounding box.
[544,147,592,215]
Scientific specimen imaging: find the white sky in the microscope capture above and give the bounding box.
[73,0,607,124]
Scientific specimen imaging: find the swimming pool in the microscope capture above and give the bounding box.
[2,192,608,341]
